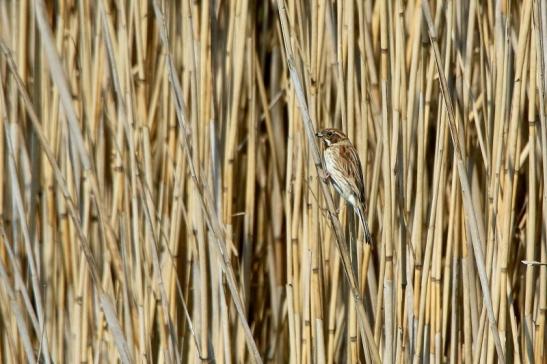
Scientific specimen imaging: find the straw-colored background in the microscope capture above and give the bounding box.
[0,0,545,363]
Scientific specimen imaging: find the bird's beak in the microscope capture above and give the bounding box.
[315,131,323,138]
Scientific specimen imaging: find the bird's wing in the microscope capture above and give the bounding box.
[325,144,366,208]
[342,145,366,207]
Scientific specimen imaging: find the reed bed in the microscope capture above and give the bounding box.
[0,0,546,363]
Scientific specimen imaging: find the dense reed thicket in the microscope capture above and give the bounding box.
[0,0,546,363]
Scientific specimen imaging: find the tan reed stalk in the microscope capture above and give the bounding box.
[523,22,537,364]
[497,2,532,361]
[533,3,547,364]
[378,0,394,362]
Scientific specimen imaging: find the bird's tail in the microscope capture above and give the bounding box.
[356,206,373,245]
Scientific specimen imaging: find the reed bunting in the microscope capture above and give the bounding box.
[316,128,372,245]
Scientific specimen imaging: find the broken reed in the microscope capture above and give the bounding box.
[0,0,546,363]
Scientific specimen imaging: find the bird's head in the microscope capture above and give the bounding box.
[315,128,348,146]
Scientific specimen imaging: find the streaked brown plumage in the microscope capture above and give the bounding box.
[316,128,372,245]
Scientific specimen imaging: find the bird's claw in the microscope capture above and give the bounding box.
[319,169,330,182]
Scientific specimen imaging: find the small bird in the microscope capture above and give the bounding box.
[316,128,372,245]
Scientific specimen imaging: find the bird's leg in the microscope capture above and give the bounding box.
[318,168,330,182]
[318,169,339,213]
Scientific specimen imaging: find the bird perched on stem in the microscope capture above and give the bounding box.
[316,128,373,245]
